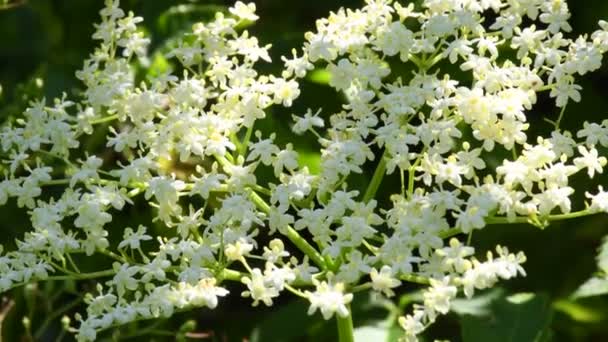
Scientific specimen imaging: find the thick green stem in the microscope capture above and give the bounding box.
[249,191,326,270]
[363,150,387,203]
[336,305,355,342]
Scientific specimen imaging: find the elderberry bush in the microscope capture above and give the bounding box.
[1,0,608,341]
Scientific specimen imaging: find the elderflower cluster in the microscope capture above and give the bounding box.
[0,0,607,341]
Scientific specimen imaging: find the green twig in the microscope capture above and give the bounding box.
[34,295,83,339]
[554,103,568,130]
[248,191,326,270]
[362,150,387,203]
[336,304,354,342]
[238,125,254,156]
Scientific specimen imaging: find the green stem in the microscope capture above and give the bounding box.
[536,83,555,92]
[8,269,115,292]
[34,295,83,339]
[554,103,568,130]
[40,179,71,186]
[214,153,327,270]
[219,269,244,281]
[439,209,602,239]
[486,209,597,224]
[238,124,254,156]
[336,305,354,342]
[363,150,387,203]
[399,273,431,285]
[88,114,119,126]
[248,191,326,270]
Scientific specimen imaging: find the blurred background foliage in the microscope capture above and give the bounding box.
[1,0,608,341]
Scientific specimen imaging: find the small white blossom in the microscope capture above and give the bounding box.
[229,1,259,22]
[370,266,401,297]
[306,279,353,320]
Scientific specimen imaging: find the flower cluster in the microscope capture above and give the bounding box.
[0,0,607,341]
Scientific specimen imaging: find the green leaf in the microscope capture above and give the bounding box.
[597,235,608,273]
[451,289,503,317]
[298,150,322,175]
[460,292,553,342]
[572,235,608,298]
[147,52,171,79]
[572,277,608,299]
[553,299,604,323]
[249,300,319,342]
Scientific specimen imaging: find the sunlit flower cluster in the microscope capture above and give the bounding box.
[0,0,607,341]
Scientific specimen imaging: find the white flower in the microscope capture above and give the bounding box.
[398,310,425,342]
[549,130,576,157]
[455,205,488,234]
[459,246,526,298]
[271,77,300,107]
[111,263,140,298]
[74,200,112,229]
[577,121,608,147]
[247,133,279,165]
[189,166,226,199]
[173,278,228,309]
[225,238,254,261]
[373,21,414,60]
[423,277,457,320]
[370,266,401,297]
[574,145,607,178]
[550,79,582,107]
[264,263,296,291]
[241,268,280,306]
[281,49,314,78]
[586,186,608,213]
[268,208,294,235]
[229,1,259,22]
[144,176,186,222]
[534,186,574,216]
[327,59,356,91]
[118,225,151,250]
[194,278,229,308]
[306,279,353,320]
[435,238,474,274]
[263,239,290,263]
[70,155,103,188]
[273,144,299,177]
[292,108,324,135]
